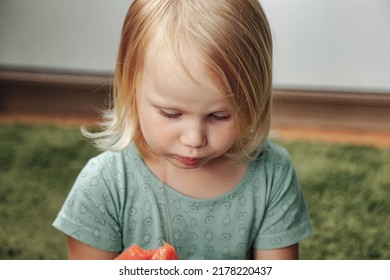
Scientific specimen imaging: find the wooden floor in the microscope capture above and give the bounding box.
[272,124,390,148]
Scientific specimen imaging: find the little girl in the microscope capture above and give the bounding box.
[53,0,312,259]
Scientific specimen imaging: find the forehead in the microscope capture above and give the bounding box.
[143,32,223,98]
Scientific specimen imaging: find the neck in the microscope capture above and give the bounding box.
[156,155,248,199]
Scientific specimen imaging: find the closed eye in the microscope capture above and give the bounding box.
[209,114,231,121]
[158,108,231,121]
[158,109,181,119]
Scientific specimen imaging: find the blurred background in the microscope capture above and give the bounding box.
[0,0,389,259]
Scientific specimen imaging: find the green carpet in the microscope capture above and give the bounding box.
[0,123,389,259]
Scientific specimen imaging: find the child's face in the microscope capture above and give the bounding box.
[137,44,239,169]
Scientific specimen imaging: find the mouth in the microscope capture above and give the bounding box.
[174,156,203,166]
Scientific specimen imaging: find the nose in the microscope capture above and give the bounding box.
[180,121,207,148]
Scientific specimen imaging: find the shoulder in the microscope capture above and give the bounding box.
[260,141,291,162]
[84,143,138,171]
[251,141,294,172]
[247,141,299,197]
[75,143,141,187]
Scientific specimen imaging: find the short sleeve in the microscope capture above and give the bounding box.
[254,148,312,249]
[52,154,123,252]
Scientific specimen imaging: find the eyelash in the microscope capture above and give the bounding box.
[158,109,181,119]
[158,109,231,121]
[209,114,231,121]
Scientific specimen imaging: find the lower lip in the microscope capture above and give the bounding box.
[176,156,202,166]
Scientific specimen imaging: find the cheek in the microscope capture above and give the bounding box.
[139,117,158,145]
[137,107,153,141]
[211,124,239,149]
[138,113,173,151]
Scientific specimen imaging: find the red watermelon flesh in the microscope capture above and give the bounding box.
[115,242,178,260]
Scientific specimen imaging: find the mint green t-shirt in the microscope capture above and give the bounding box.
[53,141,312,259]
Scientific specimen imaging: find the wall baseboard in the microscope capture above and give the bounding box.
[272,89,390,132]
[0,70,111,119]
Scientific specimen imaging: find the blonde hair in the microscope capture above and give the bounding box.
[83,0,273,161]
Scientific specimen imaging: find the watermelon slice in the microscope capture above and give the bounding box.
[115,242,178,260]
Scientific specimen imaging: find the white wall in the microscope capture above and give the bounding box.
[1,0,390,92]
[0,0,131,73]
[262,0,390,92]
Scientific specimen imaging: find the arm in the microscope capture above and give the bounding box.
[67,237,119,260]
[253,243,299,260]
